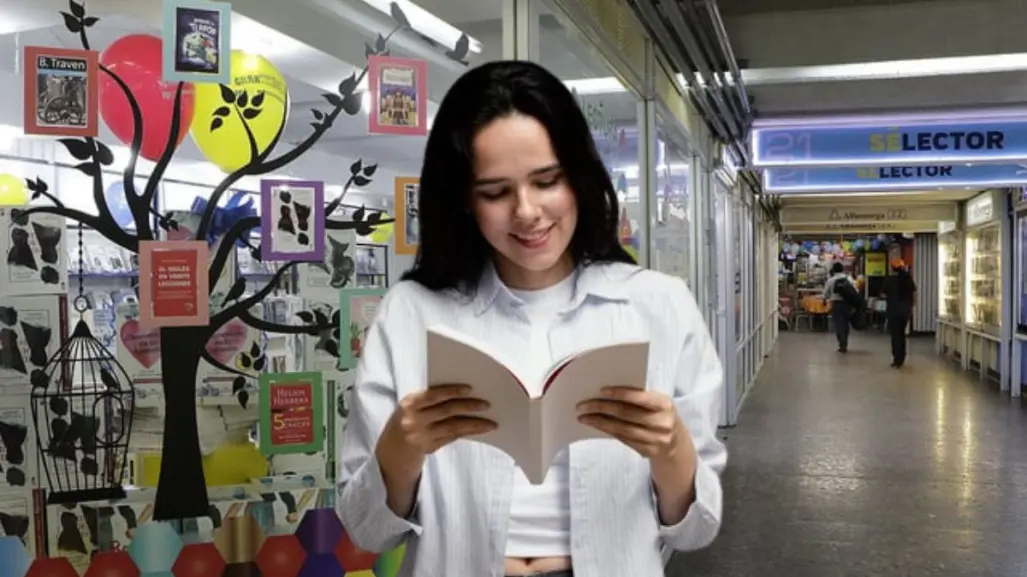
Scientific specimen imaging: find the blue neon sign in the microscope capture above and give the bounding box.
[752,120,1027,168]
[764,164,1027,193]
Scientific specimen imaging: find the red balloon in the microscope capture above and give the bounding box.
[99,34,195,161]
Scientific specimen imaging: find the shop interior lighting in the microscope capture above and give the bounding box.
[357,0,482,54]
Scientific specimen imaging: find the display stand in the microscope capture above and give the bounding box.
[936,219,965,365]
[962,190,1011,391]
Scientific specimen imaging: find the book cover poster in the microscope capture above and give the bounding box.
[138,241,210,328]
[394,177,419,255]
[338,287,385,370]
[161,0,232,84]
[368,55,428,136]
[0,207,68,297]
[22,45,98,137]
[260,179,325,262]
[258,372,324,455]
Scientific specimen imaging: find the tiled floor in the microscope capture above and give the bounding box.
[666,330,1027,577]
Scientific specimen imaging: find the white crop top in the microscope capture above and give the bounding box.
[504,273,575,558]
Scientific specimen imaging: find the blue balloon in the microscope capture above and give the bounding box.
[104,180,135,229]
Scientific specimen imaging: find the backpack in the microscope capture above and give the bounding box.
[835,279,869,330]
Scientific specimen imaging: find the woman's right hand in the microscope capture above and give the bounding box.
[375,385,495,514]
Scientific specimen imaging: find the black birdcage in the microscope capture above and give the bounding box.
[29,224,135,504]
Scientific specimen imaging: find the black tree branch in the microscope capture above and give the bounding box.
[142,82,186,225]
[209,261,299,333]
[14,205,137,251]
[200,349,251,379]
[208,216,259,292]
[97,64,148,238]
[238,310,333,335]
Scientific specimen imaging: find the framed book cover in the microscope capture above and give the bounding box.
[138,240,210,328]
[394,176,420,255]
[368,55,428,136]
[260,179,325,262]
[22,46,99,137]
[338,287,386,370]
[258,371,325,455]
[161,0,232,84]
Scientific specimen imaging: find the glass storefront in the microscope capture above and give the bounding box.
[650,116,693,286]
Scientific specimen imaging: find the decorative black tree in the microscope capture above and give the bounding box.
[18,1,470,520]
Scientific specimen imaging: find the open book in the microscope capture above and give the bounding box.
[427,325,649,484]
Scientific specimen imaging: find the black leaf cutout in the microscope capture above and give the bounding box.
[367,212,382,223]
[94,142,114,166]
[296,311,315,324]
[251,91,265,107]
[342,93,362,115]
[60,12,81,33]
[249,342,261,358]
[232,376,246,394]
[375,33,387,52]
[313,309,329,326]
[355,224,374,236]
[58,138,92,161]
[338,73,358,96]
[210,117,224,132]
[323,93,343,108]
[353,206,366,222]
[253,356,266,372]
[362,163,378,177]
[73,162,98,177]
[389,1,411,27]
[219,84,236,104]
[99,368,119,391]
[309,122,320,130]
[332,328,341,341]
[82,16,99,27]
[34,177,47,193]
[212,106,231,117]
[353,176,371,187]
[237,390,250,409]
[312,109,325,121]
[365,42,375,58]
[331,310,340,325]
[349,160,362,176]
[239,354,252,370]
[236,91,249,108]
[69,0,85,18]
[224,277,245,304]
[324,340,340,358]
[242,108,261,120]
[31,192,41,201]
[25,179,37,193]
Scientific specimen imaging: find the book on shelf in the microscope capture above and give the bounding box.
[426,325,649,484]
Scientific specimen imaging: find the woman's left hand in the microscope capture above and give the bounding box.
[576,387,691,462]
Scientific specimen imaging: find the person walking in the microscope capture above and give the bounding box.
[823,262,857,353]
[880,258,917,368]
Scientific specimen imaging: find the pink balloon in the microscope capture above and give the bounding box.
[99,34,195,161]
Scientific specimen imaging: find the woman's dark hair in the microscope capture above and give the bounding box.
[830,262,844,274]
[401,60,635,293]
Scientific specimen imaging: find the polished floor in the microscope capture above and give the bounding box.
[667,330,1027,577]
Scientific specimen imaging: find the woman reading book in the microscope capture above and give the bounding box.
[337,60,727,577]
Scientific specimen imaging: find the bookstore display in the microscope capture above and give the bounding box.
[966,225,1001,333]
[0,1,472,574]
[938,231,962,322]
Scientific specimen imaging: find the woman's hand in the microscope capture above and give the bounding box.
[576,387,690,462]
[375,385,495,517]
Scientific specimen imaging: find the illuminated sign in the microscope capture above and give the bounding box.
[780,203,955,226]
[764,164,1027,192]
[752,120,1027,168]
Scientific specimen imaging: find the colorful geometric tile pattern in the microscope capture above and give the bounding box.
[12,508,401,577]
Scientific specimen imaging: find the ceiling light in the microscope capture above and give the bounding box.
[358,0,483,54]
[564,77,626,95]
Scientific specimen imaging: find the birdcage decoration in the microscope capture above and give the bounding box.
[29,225,135,504]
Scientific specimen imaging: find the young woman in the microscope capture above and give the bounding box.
[337,60,726,577]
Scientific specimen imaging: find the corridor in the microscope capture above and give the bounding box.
[666,331,1027,577]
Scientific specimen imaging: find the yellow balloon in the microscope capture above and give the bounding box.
[370,213,395,244]
[190,50,289,173]
[0,174,28,205]
[622,243,639,262]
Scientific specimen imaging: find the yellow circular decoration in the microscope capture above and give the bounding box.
[622,243,639,262]
[0,174,28,205]
[135,440,268,487]
[190,51,289,173]
[370,213,395,244]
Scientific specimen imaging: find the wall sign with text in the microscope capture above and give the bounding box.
[764,164,1027,193]
[753,120,1027,168]
[138,240,210,328]
[258,371,324,455]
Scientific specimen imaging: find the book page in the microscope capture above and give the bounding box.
[426,327,535,469]
[539,341,649,467]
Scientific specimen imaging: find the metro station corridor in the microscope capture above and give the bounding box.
[667,331,1027,577]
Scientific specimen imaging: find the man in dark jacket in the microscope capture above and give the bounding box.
[880,258,917,368]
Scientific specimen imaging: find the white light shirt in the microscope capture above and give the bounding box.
[337,261,727,577]
[505,271,576,558]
